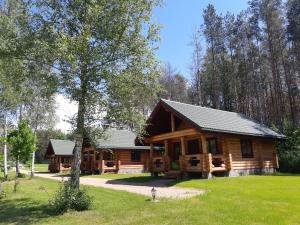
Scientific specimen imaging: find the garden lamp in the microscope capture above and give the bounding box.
[151,187,157,201]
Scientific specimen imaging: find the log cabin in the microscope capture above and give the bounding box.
[144,99,285,178]
[81,129,160,174]
[45,139,74,173]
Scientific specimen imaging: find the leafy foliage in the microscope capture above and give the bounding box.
[276,121,300,173]
[7,120,36,164]
[50,180,92,215]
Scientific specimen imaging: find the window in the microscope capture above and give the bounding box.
[207,138,221,155]
[131,150,141,162]
[187,139,200,154]
[103,151,114,160]
[240,139,253,158]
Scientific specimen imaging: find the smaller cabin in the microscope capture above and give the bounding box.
[45,139,74,173]
[81,129,158,174]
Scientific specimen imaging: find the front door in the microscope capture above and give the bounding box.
[171,142,181,170]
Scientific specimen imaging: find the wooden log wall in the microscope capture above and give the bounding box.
[223,136,277,170]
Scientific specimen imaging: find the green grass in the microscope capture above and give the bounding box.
[1,175,300,225]
[25,163,49,173]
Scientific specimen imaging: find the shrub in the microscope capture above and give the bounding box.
[276,121,300,173]
[50,180,92,214]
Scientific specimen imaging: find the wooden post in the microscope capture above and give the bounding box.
[58,156,61,172]
[223,138,232,171]
[180,137,186,171]
[150,143,154,171]
[87,149,90,172]
[164,140,169,171]
[200,134,207,171]
[99,150,103,173]
[273,153,279,169]
[115,150,120,171]
[171,113,175,132]
[200,134,207,153]
[207,153,212,172]
[226,153,232,171]
[93,148,96,172]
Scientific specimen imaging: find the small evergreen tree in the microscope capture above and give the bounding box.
[7,120,36,176]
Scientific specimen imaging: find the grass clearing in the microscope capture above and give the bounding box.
[1,174,300,225]
[25,163,49,173]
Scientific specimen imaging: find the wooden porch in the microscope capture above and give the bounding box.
[147,128,233,178]
[48,155,72,173]
[80,147,148,174]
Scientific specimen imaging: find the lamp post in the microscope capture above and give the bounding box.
[151,187,157,201]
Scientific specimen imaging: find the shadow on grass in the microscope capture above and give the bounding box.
[105,176,176,187]
[0,198,55,225]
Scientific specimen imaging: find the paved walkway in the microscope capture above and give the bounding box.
[28,172,203,199]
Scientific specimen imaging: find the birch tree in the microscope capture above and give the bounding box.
[30,0,161,189]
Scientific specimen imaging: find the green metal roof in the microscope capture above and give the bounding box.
[160,99,285,139]
[50,139,75,155]
[96,129,150,150]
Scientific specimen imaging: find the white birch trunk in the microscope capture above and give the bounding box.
[4,115,8,179]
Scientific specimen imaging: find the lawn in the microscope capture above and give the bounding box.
[25,163,49,173]
[1,174,300,225]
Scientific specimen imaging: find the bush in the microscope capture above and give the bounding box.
[50,180,92,214]
[276,121,300,173]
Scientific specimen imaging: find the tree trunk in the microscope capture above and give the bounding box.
[31,151,35,177]
[15,157,20,177]
[4,115,8,179]
[69,65,88,190]
[70,135,83,189]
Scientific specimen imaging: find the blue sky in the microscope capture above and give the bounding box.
[152,0,249,79]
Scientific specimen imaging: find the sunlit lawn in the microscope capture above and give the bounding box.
[1,174,300,225]
[25,163,49,173]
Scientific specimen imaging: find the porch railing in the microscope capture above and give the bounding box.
[151,153,232,173]
[152,157,165,172]
[183,154,203,172]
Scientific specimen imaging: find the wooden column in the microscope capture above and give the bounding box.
[258,141,264,169]
[180,137,186,171]
[93,148,96,172]
[99,150,103,173]
[58,156,61,172]
[115,150,121,171]
[200,134,207,153]
[87,149,90,172]
[164,140,169,171]
[207,153,212,172]
[226,153,232,171]
[223,138,232,171]
[150,143,154,171]
[273,153,279,169]
[171,113,175,132]
[200,133,208,171]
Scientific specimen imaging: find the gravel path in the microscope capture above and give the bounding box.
[29,172,203,199]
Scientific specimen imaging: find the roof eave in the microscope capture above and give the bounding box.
[201,127,285,139]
